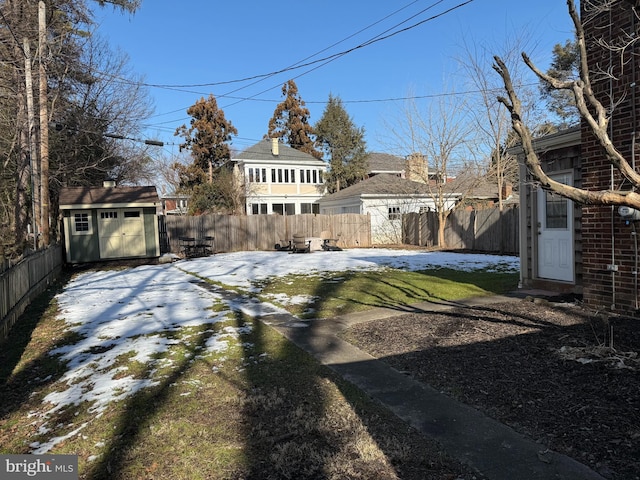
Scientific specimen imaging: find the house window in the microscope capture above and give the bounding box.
[251,203,267,214]
[388,206,401,220]
[247,167,267,183]
[301,203,319,214]
[273,203,295,215]
[72,211,92,235]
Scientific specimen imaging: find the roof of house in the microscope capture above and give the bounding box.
[366,153,405,174]
[320,173,461,202]
[59,186,159,208]
[234,139,324,164]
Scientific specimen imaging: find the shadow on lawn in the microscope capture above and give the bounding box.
[344,301,640,480]
[0,275,71,427]
[84,320,220,480]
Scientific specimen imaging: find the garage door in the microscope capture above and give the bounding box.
[98,209,145,258]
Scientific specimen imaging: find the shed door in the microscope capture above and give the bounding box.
[536,173,574,282]
[98,209,145,258]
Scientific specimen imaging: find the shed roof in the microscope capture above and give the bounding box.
[59,186,159,208]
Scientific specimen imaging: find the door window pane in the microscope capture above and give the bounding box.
[545,192,568,229]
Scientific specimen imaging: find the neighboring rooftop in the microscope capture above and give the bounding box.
[366,152,406,175]
[234,139,323,163]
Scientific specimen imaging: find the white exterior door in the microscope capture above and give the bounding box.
[536,173,574,282]
[98,209,145,258]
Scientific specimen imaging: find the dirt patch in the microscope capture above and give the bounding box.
[342,299,640,480]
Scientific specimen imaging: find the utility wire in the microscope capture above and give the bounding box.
[95,0,474,93]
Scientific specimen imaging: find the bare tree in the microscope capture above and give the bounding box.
[493,0,640,208]
[459,35,539,211]
[385,89,478,247]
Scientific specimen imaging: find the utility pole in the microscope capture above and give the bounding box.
[23,38,40,249]
[39,1,50,245]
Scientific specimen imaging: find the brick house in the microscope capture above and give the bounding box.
[580,0,640,312]
[518,1,640,313]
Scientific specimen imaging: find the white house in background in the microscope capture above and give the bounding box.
[318,173,460,244]
[232,138,327,215]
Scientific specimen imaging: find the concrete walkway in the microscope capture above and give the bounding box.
[261,293,606,480]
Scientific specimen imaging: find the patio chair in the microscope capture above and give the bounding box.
[179,236,196,258]
[320,230,342,251]
[274,240,292,251]
[291,233,311,253]
[199,236,215,256]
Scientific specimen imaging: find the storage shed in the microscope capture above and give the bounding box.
[59,184,161,264]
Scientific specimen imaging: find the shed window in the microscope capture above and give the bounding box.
[72,211,93,235]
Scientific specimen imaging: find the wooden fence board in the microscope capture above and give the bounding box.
[403,207,519,254]
[1,245,63,342]
[161,213,371,254]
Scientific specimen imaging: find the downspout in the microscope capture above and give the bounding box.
[632,8,639,309]
[609,8,617,311]
[633,221,639,310]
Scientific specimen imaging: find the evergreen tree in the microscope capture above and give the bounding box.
[175,94,238,184]
[540,39,580,127]
[267,80,322,158]
[174,95,243,214]
[315,95,367,192]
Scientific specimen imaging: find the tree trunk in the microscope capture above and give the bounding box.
[437,211,446,247]
[39,1,50,245]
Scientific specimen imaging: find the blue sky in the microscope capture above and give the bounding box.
[90,0,574,157]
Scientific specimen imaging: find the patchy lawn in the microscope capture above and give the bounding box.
[1,268,476,479]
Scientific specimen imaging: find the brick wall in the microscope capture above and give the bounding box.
[581,0,640,311]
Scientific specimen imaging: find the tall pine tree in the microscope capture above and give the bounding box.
[267,80,321,158]
[175,94,238,184]
[540,39,580,127]
[315,94,367,192]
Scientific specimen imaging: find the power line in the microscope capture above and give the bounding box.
[95,0,475,93]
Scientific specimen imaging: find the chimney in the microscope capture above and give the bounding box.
[405,153,426,183]
[501,182,512,199]
[103,179,116,188]
[271,137,279,156]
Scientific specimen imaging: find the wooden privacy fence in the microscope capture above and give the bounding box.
[1,244,64,342]
[403,207,519,254]
[160,213,372,254]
